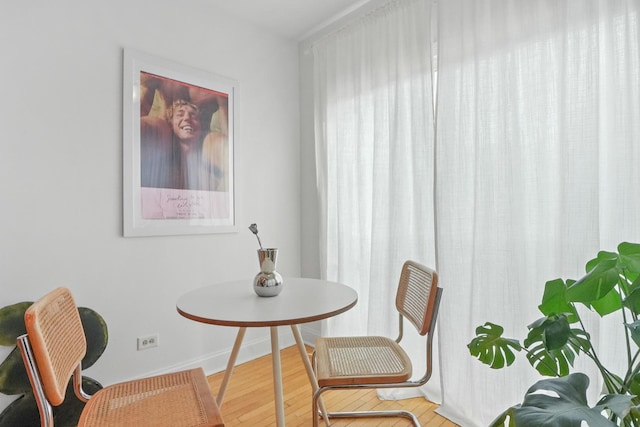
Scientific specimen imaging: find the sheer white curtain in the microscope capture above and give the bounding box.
[435,1,640,425]
[312,0,439,400]
[312,0,639,424]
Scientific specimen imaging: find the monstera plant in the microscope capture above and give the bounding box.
[0,299,108,426]
[468,242,640,426]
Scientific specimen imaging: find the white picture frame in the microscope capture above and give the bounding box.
[123,48,237,237]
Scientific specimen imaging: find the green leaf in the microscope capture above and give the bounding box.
[0,377,102,427]
[0,347,29,395]
[567,332,591,354]
[489,405,518,427]
[619,242,640,273]
[584,250,618,273]
[78,307,108,369]
[0,302,31,346]
[566,257,621,304]
[543,316,570,350]
[629,274,640,294]
[538,279,578,323]
[468,323,521,369]
[526,315,570,350]
[624,287,640,315]
[52,376,102,426]
[625,320,640,348]
[594,393,635,420]
[591,288,623,316]
[523,315,589,377]
[630,372,640,397]
[0,393,39,427]
[513,373,622,427]
[525,343,556,376]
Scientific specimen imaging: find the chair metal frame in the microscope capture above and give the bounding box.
[311,261,443,427]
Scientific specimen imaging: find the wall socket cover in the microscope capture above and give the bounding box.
[137,334,159,350]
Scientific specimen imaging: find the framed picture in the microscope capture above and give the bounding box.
[123,48,237,237]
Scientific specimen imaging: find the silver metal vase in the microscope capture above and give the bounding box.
[253,248,283,297]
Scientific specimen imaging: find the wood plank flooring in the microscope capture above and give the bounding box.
[207,345,459,426]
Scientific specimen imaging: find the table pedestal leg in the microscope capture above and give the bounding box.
[270,326,285,427]
[216,327,246,406]
[290,325,330,427]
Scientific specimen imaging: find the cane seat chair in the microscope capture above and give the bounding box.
[312,261,442,426]
[17,287,224,427]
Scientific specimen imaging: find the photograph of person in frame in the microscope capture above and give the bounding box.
[139,71,229,193]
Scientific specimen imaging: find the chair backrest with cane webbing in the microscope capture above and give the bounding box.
[24,287,87,406]
[395,260,439,335]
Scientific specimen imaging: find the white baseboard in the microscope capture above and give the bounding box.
[151,323,322,378]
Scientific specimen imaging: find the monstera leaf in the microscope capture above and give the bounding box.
[566,256,621,307]
[491,373,633,427]
[0,299,108,427]
[468,322,522,369]
[523,315,590,377]
[512,373,632,427]
[567,243,640,316]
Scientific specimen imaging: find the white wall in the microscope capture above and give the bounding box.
[0,0,302,409]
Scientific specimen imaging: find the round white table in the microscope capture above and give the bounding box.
[177,277,358,427]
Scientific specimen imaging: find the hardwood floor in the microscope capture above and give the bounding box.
[207,345,458,426]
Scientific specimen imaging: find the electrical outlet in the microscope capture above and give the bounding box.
[137,334,159,351]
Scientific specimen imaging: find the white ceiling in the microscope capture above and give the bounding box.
[212,0,371,40]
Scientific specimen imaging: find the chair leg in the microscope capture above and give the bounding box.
[312,387,329,427]
[290,326,330,425]
[312,386,421,427]
[327,409,420,426]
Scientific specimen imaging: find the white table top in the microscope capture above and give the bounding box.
[177,277,358,327]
